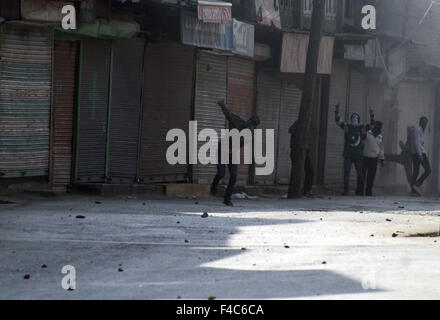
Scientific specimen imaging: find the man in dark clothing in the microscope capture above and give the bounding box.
[409,116,431,196]
[335,103,375,196]
[211,99,260,206]
[289,120,314,197]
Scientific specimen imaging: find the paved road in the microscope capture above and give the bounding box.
[1,193,439,299]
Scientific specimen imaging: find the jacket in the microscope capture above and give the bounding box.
[363,131,385,160]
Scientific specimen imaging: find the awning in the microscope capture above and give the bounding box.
[54,19,139,40]
[280,33,335,75]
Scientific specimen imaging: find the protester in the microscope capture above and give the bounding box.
[408,116,431,196]
[289,120,314,197]
[210,99,260,206]
[362,121,385,196]
[335,103,375,196]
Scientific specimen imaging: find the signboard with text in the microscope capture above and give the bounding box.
[181,10,233,51]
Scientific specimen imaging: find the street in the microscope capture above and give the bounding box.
[1,193,439,300]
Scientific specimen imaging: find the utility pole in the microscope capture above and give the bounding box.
[288,0,325,198]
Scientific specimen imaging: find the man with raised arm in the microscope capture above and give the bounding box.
[210,99,260,206]
[335,103,375,196]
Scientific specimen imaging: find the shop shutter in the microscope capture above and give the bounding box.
[325,60,349,186]
[348,68,367,122]
[226,56,255,186]
[254,71,281,185]
[76,39,112,183]
[0,24,52,178]
[51,40,77,189]
[192,51,228,184]
[276,80,302,185]
[139,43,194,183]
[107,38,145,183]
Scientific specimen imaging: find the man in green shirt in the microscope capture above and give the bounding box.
[335,104,375,196]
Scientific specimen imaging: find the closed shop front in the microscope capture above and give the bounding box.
[325,60,349,186]
[75,39,112,183]
[325,60,368,188]
[254,71,281,185]
[139,43,195,183]
[192,51,228,184]
[226,56,255,185]
[0,23,52,178]
[107,38,145,183]
[50,40,77,189]
[276,79,302,185]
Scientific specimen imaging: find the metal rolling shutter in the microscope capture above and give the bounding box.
[107,38,145,183]
[76,39,112,183]
[254,71,281,185]
[226,56,255,186]
[51,40,77,189]
[348,68,367,122]
[325,60,349,186]
[192,51,228,184]
[139,43,194,183]
[276,80,302,185]
[0,24,52,178]
[347,68,367,186]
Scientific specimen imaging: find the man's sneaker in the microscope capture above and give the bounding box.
[223,199,234,207]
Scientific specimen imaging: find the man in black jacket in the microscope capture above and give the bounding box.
[211,99,260,206]
[289,120,314,197]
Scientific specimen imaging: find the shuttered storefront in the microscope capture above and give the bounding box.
[75,39,112,183]
[254,72,281,185]
[139,43,195,183]
[107,39,145,183]
[50,40,77,189]
[0,23,52,178]
[276,80,302,184]
[226,57,255,186]
[325,60,349,186]
[192,51,228,184]
[348,68,367,123]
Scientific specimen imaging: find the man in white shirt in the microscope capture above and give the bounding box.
[362,121,385,196]
[409,116,431,196]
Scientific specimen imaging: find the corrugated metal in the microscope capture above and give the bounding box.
[226,56,255,186]
[276,80,302,185]
[139,43,194,183]
[325,60,349,186]
[51,40,77,188]
[254,71,281,185]
[76,39,112,183]
[192,51,228,184]
[108,38,145,183]
[0,24,52,178]
[348,68,367,122]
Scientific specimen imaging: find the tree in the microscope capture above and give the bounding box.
[288,0,325,198]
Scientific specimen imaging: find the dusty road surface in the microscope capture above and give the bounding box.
[0,193,439,300]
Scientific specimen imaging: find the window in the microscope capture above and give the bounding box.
[303,0,337,17]
[281,0,293,9]
[326,0,336,17]
[304,0,313,14]
[345,0,354,19]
